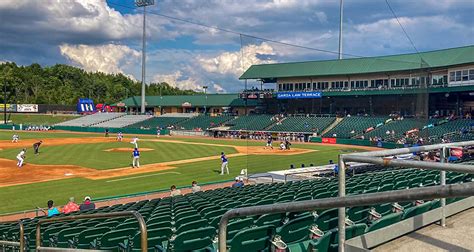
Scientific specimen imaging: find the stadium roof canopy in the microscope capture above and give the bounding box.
[240,45,474,82]
[116,94,257,107]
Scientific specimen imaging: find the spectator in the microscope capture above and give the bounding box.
[191,181,201,193]
[170,185,181,197]
[62,197,79,214]
[79,196,96,211]
[232,177,244,188]
[44,200,59,217]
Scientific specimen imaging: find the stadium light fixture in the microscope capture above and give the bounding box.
[135,0,155,114]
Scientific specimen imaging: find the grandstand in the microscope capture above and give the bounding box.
[126,116,189,129]
[268,116,335,133]
[93,115,152,128]
[226,115,275,131]
[176,115,234,130]
[55,113,125,127]
[0,165,471,251]
[323,116,388,138]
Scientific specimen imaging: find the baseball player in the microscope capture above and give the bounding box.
[130,137,139,148]
[265,135,273,149]
[156,128,160,138]
[33,140,43,155]
[117,132,123,142]
[220,152,229,175]
[12,134,19,143]
[132,148,140,168]
[16,148,26,168]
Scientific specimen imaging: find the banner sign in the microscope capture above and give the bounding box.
[322,137,337,144]
[0,104,16,112]
[276,92,322,99]
[16,104,38,112]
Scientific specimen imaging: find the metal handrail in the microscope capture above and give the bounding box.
[35,211,147,252]
[218,182,474,252]
[0,220,24,251]
[247,174,274,183]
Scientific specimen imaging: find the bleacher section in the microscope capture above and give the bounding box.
[268,116,335,133]
[127,117,188,129]
[421,119,472,138]
[55,113,125,127]
[1,168,471,251]
[227,115,275,131]
[364,118,427,140]
[176,115,234,130]
[324,116,388,138]
[93,115,152,128]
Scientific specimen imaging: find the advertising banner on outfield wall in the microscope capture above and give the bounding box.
[322,137,337,144]
[16,104,39,112]
[276,92,322,99]
[0,104,16,112]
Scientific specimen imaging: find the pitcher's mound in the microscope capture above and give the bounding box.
[104,148,154,152]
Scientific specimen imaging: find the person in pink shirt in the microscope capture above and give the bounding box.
[62,197,79,214]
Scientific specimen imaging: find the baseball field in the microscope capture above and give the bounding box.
[0,129,376,215]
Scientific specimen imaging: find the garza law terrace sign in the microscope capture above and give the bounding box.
[276,92,322,99]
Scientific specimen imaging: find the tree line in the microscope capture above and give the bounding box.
[0,62,196,105]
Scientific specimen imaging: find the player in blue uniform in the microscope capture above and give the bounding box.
[265,135,273,149]
[220,152,229,175]
[132,148,140,168]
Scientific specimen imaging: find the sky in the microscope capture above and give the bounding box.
[0,0,473,93]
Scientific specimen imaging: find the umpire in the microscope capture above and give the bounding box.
[33,140,43,155]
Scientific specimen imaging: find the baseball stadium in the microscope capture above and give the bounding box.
[0,1,473,252]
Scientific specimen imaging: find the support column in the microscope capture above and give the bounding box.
[440,147,447,227]
[338,155,346,252]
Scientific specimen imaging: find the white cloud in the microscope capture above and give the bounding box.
[213,84,225,92]
[198,42,277,77]
[59,44,140,78]
[314,11,328,23]
[152,71,202,91]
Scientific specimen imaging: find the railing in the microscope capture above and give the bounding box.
[35,211,147,252]
[217,140,474,252]
[0,220,24,251]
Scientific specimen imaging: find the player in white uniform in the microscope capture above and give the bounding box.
[12,134,19,143]
[130,137,139,148]
[17,148,26,168]
[117,132,123,142]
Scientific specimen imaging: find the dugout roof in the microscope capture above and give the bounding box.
[240,45,474,82]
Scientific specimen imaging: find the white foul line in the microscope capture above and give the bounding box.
[106,171,181,183]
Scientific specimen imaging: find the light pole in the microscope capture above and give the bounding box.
[203,86,208,114]
[135,0,155,114]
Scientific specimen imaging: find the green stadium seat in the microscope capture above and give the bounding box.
[276,215,314,244]
[75,227,112,249]
[227,225,275,252]
[286,230,332,252]
[164,226,216,252]
[365,212,403,233]
[402,202,433,219]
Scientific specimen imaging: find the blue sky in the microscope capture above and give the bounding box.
[0,0,473,92]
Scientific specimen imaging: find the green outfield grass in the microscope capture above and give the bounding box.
[0,133,358,214]
[6,113,79,125]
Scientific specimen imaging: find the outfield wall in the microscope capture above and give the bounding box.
[309,136,403,149]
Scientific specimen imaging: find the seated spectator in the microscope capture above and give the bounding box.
[62,197,79,214]
[170,185,181,197]
[191,181,201,193]
[232,177,244,188]
[43,200,59,217]
[79,196,96,211]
